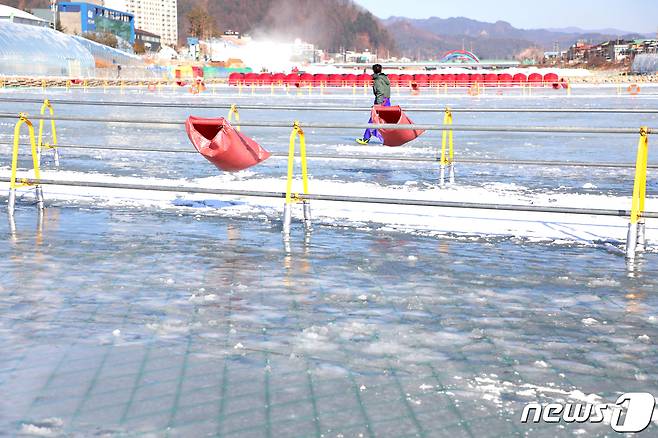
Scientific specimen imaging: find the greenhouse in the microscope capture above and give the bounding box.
[0,20,142,78]
[632,53,658,74]
[72,35,143,68]
[0,20,94,77]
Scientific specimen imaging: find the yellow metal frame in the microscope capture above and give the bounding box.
[37,99,58,157]
[228,104,241,131]
[630,127,650,224]
[10,114,41,190]
[285,121,310,205]
[440,108,454,167]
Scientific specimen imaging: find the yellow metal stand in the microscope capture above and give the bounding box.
[626,127,650,259]
[8,114,44,217]
[228,104,240,131]
[440,108,455,186]
[283,121,312,236]
[37,99,60,167]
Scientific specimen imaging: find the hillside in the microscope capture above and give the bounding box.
[385,18,534,60]
[5,0,648,59]
[179,0,394,51]
[5,0,394,51]
[383,16,645,59]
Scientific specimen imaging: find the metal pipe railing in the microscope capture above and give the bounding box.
[1,141,657,169]
[2,97,658,114]
[0,113,652,135]
[2,176,656,218]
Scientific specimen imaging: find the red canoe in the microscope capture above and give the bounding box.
[370,106,425,147]
[185,116,271,172]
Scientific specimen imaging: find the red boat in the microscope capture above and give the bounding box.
[185,116,271,172]
[370,106,425,147]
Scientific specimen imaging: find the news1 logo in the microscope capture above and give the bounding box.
[520,392,656,433]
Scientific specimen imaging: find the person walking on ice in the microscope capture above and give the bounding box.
[356,64,391,145]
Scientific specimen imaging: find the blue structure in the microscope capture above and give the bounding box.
[58,2,135,44]
[439,50,481,64]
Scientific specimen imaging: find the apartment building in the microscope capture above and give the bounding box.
[105,0,177,46]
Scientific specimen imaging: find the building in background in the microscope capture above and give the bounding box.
[135,28,161,52]
[27,8,56,28]
[58,1,135,44]
[0,4,49,27]
[104,0,177,47]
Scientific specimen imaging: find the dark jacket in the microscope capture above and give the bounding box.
[372,73,391,104]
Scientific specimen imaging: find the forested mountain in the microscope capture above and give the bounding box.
[383,16,645,59]
[4,0,648,58]
[6,0,393,50]
[181,0,394,51]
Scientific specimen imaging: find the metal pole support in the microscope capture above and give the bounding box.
[440,108,454,186]
[228,104,240,131]
[283,121,312,237]
[8,189,16,218]
[38,99,60,168]
[9,114,43,218]
[637,219,647,252]
[303,201,312,231]
[282,203,292,236]
[8,213,16,237]
[36,186,44,211]
[626,127,649,260]
[626,222,639,260]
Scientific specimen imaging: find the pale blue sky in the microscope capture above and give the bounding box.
[353,0,657,34]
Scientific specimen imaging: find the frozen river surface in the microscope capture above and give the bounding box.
[0,86,657,436]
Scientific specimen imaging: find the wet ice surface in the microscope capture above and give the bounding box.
[0,86,658,436]
[1,207,658,437]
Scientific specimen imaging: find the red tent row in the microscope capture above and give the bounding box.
[228,72,563,87]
